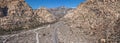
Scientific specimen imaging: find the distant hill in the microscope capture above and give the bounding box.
[48,6,75,19]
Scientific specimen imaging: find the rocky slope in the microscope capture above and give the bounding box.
[34,7,56,23]
[0,0,56,31]
[61,0,120,43]
[0,0,120,43]
[0,0,33,16]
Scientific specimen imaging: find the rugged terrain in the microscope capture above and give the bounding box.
[0,0,120,43]
[48,6,75,19]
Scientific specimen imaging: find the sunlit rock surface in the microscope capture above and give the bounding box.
[34,7,56,23]
[0,0,120,43]
[0,0,56,30]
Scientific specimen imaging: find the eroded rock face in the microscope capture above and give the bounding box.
[0,0,33,16]
[0,0,120,43]
[34,7,56,23]
[62,0,120,43]
[0,0,35,30]
[0,0,56,30]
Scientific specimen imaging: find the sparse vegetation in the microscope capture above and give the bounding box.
[0,0,120,43]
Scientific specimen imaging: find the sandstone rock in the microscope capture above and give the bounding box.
[62,0,120,43]
[0,0,57,30]
[34,7,56,23]
[0,0,33,16]
[0,0,120,43]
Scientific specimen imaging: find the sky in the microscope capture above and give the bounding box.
[25,0,85,9]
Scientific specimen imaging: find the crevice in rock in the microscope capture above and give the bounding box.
[42,33,46,36]
[2,6,8,16]
[0,6,8,17]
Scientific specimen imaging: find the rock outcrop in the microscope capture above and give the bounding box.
[0,0,56,31]
[0,0,120,43]
[0,0,35,30]
[34,7,56,23]
[61,0,120,43]
[0,0,33,16]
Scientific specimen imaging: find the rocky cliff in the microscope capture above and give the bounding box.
[0,0,56,31]
[0,0,120,43]
[62,0,120,43]
[34,7,56,23]
[0,0,33,16]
